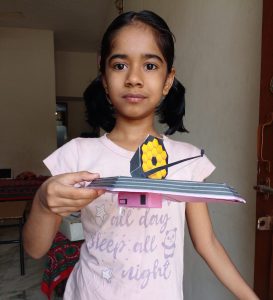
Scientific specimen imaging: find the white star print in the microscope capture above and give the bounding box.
[95,205,107,225]
[102,268,113,282]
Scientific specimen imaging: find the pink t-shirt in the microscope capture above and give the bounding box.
[44,134,215,300]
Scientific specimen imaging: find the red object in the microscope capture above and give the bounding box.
[41,232,84,299]
[0,177,48,201]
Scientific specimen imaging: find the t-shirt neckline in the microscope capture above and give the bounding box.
[100,133,167,159]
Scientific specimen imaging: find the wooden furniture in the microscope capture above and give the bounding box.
[0,201,27,275]
[0,177,48,276]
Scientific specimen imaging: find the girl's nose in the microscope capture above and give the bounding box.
[125,66,143,87]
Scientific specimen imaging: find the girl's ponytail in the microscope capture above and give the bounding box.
[84,76,115,133]
[156,77,188,135]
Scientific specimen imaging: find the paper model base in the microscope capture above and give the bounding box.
[118,192,162,208]
[87,176,246,206]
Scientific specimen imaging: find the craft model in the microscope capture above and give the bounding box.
[88,135,245,208]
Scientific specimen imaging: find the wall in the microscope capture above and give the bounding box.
[124,1,262,299]
[0,27,56,176]
[55,51,98,139]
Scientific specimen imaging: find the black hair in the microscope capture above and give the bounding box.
[84,10,188,135]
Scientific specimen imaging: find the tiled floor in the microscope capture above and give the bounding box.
[0,226,54,300]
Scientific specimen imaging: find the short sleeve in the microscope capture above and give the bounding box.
[190,154,216,182]
[43,139,79,176]
[164,137,216,182]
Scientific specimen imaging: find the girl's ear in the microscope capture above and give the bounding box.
[163,68,176,96]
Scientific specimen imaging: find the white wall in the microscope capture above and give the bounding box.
[55,51,98,97]
[125,1,262,299]
[0,33,98,177]
[0,27,56,176]
[55,51,98,139]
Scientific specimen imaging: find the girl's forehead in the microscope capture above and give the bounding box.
[110,22,163,56]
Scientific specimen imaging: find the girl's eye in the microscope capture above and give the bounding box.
[145,63,157,71]
[113,63,126,70]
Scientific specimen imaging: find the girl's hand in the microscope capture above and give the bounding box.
[37,171,105,217]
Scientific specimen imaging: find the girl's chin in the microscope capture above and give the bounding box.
[116,110,154,120]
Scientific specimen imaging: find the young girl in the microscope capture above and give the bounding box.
[23,10,258,300]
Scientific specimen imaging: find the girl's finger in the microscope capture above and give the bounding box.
[58,171,100,186]
[47,182,104,201]
[47,190,105,209]
[48,196,93,209]
[51,206,83,215]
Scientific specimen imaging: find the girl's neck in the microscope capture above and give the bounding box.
[107,118,161,151]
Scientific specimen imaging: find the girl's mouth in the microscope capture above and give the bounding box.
[122,94,146,103]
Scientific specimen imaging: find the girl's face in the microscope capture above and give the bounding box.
[102,22,175,122]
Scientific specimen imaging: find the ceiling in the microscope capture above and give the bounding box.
[0,0,120,52]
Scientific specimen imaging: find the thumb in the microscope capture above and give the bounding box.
[61,171,100,186]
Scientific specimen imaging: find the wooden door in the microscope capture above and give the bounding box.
[254,1,273,299]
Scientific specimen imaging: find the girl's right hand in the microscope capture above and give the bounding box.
[37,171,105,217]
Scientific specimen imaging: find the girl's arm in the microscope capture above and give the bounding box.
[23,171,104,259]
[186,202,259,300]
